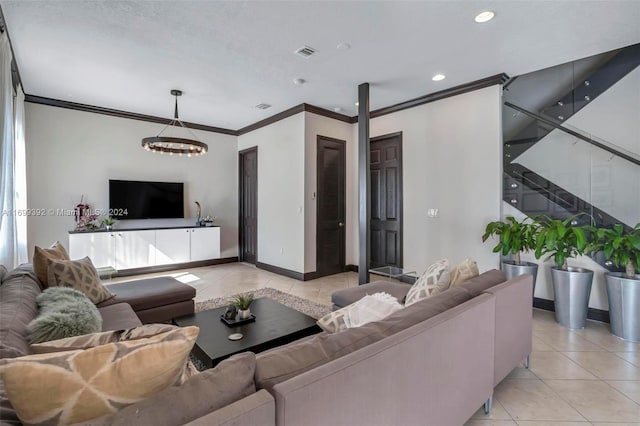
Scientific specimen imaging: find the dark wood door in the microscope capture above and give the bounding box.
[370,132,403,268]
[316,136,346,276]
[239,147,258,264]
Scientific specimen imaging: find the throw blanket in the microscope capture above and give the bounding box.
[344,292,403,328]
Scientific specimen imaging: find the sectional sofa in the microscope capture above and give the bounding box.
[0,265,532,426]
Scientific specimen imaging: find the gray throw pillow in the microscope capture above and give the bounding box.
[27,287,102,344]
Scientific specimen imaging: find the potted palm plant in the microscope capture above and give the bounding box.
[482,215,539,295]
[588,223,640,341]
[534,215,592,329]
[232,294,255,320]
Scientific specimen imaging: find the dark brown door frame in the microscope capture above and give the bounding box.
[370,131,403,268]
[238,146,258,264]
[316,135,347,277]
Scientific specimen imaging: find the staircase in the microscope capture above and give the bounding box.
[502,43,640,271]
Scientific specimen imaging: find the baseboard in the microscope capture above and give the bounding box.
[256,262,306,281]
[533,297,610,323]
[114,257,238,278]
[345,264,358,272]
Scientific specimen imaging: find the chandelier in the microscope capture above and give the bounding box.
[142,90,208,157]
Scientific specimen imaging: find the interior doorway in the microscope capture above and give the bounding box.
[239,147,258,264]
[316,135,346,276]
[370,132,403,269]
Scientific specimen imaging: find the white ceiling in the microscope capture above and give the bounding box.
[2,1,639,130]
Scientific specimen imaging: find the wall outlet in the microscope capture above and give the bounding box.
[280,248,284,255]
[427,208,439,218]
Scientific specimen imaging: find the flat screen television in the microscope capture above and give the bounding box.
[109,180,184,220]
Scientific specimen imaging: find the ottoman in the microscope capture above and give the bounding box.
[99,276,196,323]
[331,280,411,311]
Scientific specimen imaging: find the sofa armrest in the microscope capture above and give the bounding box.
[483,273,533,385]
[184,390,275,426]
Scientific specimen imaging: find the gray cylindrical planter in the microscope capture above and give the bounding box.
[551,266,594,329]
[502,261,538,297]
[606,272,640,342]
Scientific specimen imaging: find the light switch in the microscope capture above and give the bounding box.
[427,208,439,218]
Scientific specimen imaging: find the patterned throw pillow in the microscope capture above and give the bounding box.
[450,258,480,286]
[30,323,179,354]
[404,258,450,306]
[0,326,199,426]
[47,256,114,304]
[33,241,70,288]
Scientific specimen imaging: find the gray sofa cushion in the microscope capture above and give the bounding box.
[255,286,472,391]
[0,265,41,358]
[0,265,7,284]
[331,280,410,309]
[81,352,257,426]
[98,277,196,312]
[458,269,506,297]
[99,303,143,331]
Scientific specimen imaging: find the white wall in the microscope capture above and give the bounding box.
[237,113,306,273]
[24,103,238,259]
[303,112,356,272]
[363,85,503,274]
[503,202,609,310]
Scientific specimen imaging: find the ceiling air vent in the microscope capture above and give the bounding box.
[294,45,316,58]
[255,103,272,110]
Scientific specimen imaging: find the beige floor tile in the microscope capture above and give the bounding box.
[532,336,555,352]
[516,422,591,426]
[576,323,640,352]
[528,351,598,380]
[472,398,512,420]
[563,351,640,380]
[506,366,539,379]
[465,421,517,426]
[545,380,640,422]
[534,329,606,352]
[606,381,640,405]
[591,424,640,426]
[494,379,585,422]
[616,352,640,367]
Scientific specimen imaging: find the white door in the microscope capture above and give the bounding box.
[115,230,156,270]
[190,227,221,261]
[155,228,191,265]
[69,232,116,268]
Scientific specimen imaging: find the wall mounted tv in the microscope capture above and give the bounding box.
[109,180,184,220]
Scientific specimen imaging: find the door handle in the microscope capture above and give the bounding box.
[338,222,344,227]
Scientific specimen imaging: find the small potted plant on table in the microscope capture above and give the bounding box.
[534,215,591,329]
[482,215,539,295]
[588,223,640,341]
[232,294,255,320]
[101,217,117,231]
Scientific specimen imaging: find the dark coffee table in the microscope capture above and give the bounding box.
[173,297,321,368]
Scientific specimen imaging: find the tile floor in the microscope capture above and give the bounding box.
[109,263,640,425]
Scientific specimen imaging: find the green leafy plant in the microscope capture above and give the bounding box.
[482,216,538,265]
[534,215,588,270]
[232,294,254,310]
[101,217,116,227]
[588,223,640,278]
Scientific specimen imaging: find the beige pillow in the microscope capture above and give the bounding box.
[404,258,450,306]
[47,256,114,304]
[0,326,199,426]
[30,323,179,354]
[317,303,356,333]
[32,241,70,288]
[450,258,480,286]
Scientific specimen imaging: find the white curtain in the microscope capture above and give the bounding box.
[0,33,27,268]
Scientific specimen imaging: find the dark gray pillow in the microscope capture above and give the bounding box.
[27,287,102,344]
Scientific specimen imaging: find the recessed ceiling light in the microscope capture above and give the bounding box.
[293,78,306,85]
[474,11,495,23]
[336,42,351,50]
[432,74,446,81]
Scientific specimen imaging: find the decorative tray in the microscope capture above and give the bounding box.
[220,314,256,327]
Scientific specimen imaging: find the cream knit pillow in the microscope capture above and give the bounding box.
[404,258,450,306]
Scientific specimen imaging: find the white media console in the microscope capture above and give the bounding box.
[69,226,221,271]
